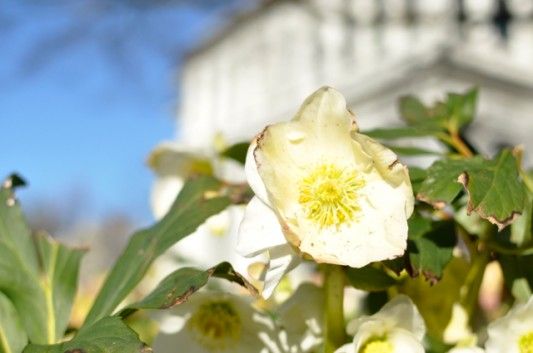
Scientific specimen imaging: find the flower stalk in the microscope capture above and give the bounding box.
[459,247,490,319]
[323,265,346,353]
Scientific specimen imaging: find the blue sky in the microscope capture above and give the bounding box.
[0,1,250,226]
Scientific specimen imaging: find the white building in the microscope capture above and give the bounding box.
[178,0,533,166]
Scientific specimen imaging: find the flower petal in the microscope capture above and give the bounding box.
[237,197,288,257]
[347,295,425,343]
[298,179,408,267]
[351,133,414,217]
[245,139,271,206]
[388,329,425,353]
[293,86,357,131]
[448,347,485,353]
[263,244,301,298]
[151,176,184,220]
[374,295,426,340]
[147,141,211,177]
[153,292,280,353]
[486,296,533,353]
[252,88,359,216]
[276,283,324,352]
[148,141,213,219]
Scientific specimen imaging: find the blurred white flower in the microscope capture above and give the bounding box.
[275,283,324,353]
[485,296,533,353]
[153,292,282,353]
[335,295,426,353]
[443,303,475,345]
[238,87,414,297]
[147,141,258,278]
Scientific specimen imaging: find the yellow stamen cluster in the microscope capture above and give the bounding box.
[187,300,242,350]
[299,164,364,228]
[519,331,533,353]
[359,337,393,353]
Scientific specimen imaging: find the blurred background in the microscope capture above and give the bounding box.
[1,0,533,290]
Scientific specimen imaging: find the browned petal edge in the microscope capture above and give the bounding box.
[457,172,522,231]
[280,219,301,248]
[416,193,447,209]
[253,125,270,170]
[388,159,400,170]
[347,108,359,132]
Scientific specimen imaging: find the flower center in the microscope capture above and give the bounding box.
[519,331,533,353]
[298,164,365,228]
[359,337,394,353]
[359,336,393,353]
[186,300,242,351]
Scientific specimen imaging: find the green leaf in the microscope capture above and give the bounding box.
[417,158,481,208]
[399,257,470,341]
[345,265,397,291]
[119,262,257,318]
[510,192,532,246]
[220,142,249,165]
[418,150,528,230]
[425,334,453,353]
[23,317,149,353]
[398,96,428,125]
[499,254,533,301]
[0,176,85,344]
[408,167,427,195]
[363,126,441,140]
[459,149,528,230]
[84,176,231,326]
[398,88,478,131]
[446,88,478,130]
[386,145,441,157]
[0,292,27,353]
[407,216,456,281]
[34,233,86,341]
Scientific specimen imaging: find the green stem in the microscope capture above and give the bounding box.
[459,248,490,318]
[438,130,474,158]
[323,265,347,353]
[519,169,533,193]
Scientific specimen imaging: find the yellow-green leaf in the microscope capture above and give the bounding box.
[84,176,231,326]
[119,262,257,318]
[23,317,148,353]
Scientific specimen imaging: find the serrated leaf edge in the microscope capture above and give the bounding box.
[458,172,522,231]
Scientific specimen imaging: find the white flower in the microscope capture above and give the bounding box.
[148,141,246,219]
[485,296,533,353]
[275,283,324,353]
[237,87,414,297]
[153,292,282,353]
[443,303,475,345]
[147,141,261,279]
[335,295,426,353]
